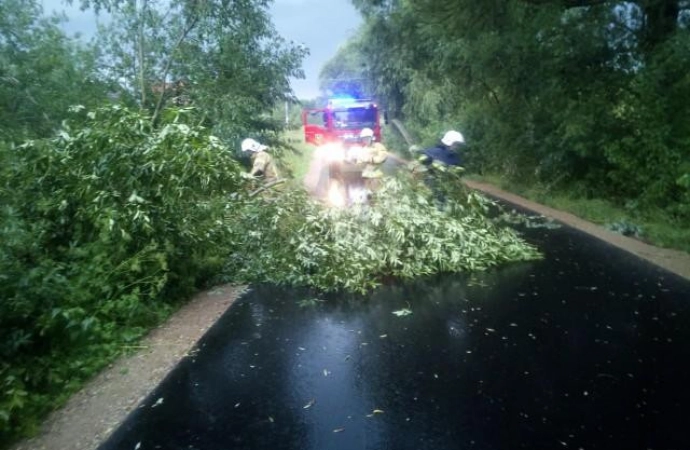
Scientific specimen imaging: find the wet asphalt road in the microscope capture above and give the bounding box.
[99,214,690,450]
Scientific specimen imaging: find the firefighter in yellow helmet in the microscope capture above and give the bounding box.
[241,138,280,183]
[355,127,388,192]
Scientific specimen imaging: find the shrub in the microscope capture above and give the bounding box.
[0,105,243,443]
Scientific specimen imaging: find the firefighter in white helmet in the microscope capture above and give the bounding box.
[241,138,279,183]
[410,130,466,206]
[355,127,388,192]
[419,130,465,169]
[410,130,465,173]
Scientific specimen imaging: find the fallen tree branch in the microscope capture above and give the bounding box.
[249,179,287,198]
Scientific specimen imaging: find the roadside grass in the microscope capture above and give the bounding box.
[279,127,313,183]
[382,125,413,160]
[467,173,690,254]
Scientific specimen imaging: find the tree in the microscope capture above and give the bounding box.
[91,0,307,141]
[347,0,690,218]
[319,39,371,98]
[519,0,688,51]
[0,0,110,140]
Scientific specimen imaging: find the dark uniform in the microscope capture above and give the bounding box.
[412,141,465,205]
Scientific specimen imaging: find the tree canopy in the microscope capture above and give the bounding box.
[1,0,308,144]
[0,0,110,140]
[335,0,690,219]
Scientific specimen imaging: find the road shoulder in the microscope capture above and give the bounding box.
[465,179,690,280]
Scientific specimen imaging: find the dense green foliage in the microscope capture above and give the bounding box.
[332,0,690,230]
[223,175,541,294]
[0,106,245,442]
[0,0,110,141]
[0,0,311,441]
[93,0,307,141]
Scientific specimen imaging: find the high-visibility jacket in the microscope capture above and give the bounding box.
[250,150,279,182]
[357,142,388,179]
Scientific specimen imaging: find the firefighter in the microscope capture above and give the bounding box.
[241,138,280,183]
[419,130,465,170]
[355,127,388,192]
[412,130,466,205]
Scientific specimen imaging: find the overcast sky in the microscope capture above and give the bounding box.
[40,0,362,99]
[271,0,361,98]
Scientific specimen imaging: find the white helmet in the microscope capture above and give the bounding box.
[241,138,266,152]
[441,130,464,146]
[360,128,374,138]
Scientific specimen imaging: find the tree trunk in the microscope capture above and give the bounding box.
[641,0,679,50]
[136,0,147,109]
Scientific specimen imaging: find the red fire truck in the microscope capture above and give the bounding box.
[302,97,382,146]
[301,97,384,205]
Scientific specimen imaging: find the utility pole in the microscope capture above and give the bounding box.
[285,101,289,125]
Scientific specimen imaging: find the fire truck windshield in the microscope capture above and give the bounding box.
[333,107,377,129]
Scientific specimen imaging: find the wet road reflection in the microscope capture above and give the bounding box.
[99,218,690,450]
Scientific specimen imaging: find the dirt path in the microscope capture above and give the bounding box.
[11,178,688,450]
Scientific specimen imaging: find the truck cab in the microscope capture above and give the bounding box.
[302,98,381,146]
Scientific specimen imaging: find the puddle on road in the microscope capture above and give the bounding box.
[99,220,690,450]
